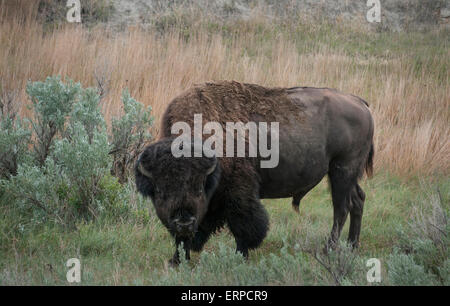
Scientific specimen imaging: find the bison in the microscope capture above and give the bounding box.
[135,81,374,265]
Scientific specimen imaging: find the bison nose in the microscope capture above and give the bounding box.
[174,218,196,234]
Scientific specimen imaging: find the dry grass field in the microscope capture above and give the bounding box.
[1,1,448,177]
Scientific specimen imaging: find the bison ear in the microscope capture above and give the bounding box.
[204,158,221,202]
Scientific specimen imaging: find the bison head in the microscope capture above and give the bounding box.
[135,138,221,239]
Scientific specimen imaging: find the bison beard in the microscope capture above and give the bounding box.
[135,81,374,265]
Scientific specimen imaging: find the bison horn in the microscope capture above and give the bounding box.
[138,163,152,178]
[206,160,217,175]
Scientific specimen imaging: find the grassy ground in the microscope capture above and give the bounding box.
[1,173,448,285]
[0,2,448,285]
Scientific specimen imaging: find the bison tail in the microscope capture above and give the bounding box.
[365,143,374,178]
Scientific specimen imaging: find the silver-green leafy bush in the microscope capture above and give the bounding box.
[299,236,366,286]
[26,76,81,165]
[0,87,31,179]
[68,87,106,142]
[387,251,437,285]
[110,89,153,183]
[389,187,449,285]
[51,122,111,219]
[155,242,306,285]
[0,115,31,179]
[2,158,67,225]
[1,76,153,227]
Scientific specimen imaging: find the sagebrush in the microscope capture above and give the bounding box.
[0,76,153,227]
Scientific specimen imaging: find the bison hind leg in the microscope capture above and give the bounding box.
[327,158,368,251]
[326,163,357,250]
[348,183,365,248]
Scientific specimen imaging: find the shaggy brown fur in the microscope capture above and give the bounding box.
[160,80,305,178]
[161,80,304,136]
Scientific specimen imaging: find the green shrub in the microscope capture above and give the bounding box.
[68,87,105,142]
[1,123,112,226]
[387,252,437,285]
[438,259,450,286]
[26,76,81,166]
[300,239,365,286]
[0,87,31,180]
[95,174,139,223]
[155,242,306,285]
[51,122,111,219]
[1,159,68,225]
[0,115,31,179]
[392,187,448,285]
[110,89,153,183]
[1,76,153,227]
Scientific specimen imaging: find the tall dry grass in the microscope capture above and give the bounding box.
[0,3,448,177]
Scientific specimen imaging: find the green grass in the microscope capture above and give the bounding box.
[1,173,448,285]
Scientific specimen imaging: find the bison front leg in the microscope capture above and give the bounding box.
[169,237,192,266]
[226,198,269,259]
